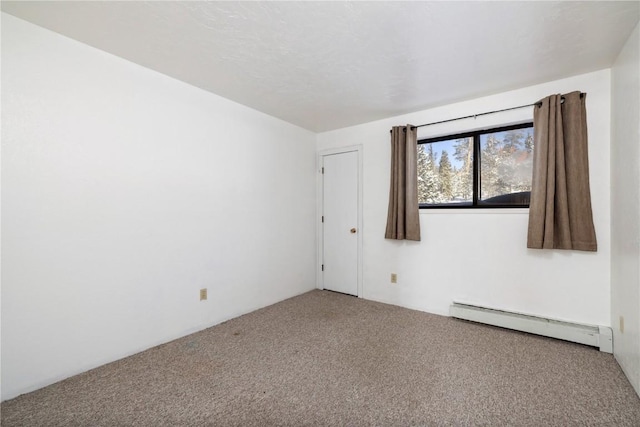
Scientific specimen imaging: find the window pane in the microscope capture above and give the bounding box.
[479,127,534,205]
[417,137,473,205]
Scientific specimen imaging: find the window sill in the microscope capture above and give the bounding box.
[419,208,529,215]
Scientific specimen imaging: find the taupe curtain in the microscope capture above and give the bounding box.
[527,91,597,251]
[385,125,421,241]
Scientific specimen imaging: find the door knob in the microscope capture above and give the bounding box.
[350,228,357,234]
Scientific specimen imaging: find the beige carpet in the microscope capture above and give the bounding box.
[2,290,640,426]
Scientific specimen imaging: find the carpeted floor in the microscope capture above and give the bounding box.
[2,290,640,426]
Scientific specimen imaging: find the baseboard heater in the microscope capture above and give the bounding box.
[450,302,613,353]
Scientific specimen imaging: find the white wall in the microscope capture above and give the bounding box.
[611,22,640,397]
[317,70,611,326]
[1,14,316,401]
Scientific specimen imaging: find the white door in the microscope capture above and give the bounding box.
[322,151,359,296]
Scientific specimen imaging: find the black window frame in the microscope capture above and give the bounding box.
[418,122,534,209]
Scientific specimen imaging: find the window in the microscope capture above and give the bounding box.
[417,123,534,208]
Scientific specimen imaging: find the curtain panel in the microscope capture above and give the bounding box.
[527,91,597,251]
[385,125,421,241]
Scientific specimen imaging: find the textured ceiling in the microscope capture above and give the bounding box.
[2,1,639,132]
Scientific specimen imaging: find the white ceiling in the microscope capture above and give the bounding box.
[2,1,639,132]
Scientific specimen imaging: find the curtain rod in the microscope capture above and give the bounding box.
[391,93,584,133]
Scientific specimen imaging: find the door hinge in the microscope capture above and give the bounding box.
[321,264,324,271]
[321,167,324,174]
[322,216,324,223]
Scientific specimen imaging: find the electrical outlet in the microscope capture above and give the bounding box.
[200,288,208,301]
[390,273,397,284]
[620,316,624,333]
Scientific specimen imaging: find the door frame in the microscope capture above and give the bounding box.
[316,145,363,297]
